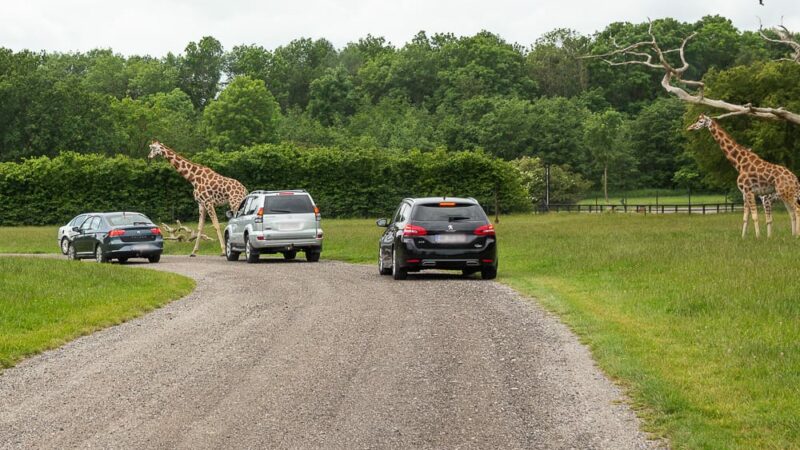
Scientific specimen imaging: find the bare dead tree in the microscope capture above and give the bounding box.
[759,19,800,63]
[581,20,800,125]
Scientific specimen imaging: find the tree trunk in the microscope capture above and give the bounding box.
[603,164,608,204]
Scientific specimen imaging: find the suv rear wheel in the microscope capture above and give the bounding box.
[392,247,407,280]
[225,234,240,261]
[306,250,320,262]
[379,249,391,275]
[481,266,497,280]
[245,235,259,263]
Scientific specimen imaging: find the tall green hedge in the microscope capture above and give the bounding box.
[0,145,530,225]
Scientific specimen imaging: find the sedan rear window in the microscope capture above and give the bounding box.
[411,204,486,222]
[265,195,314,214]
[106,213,152,226]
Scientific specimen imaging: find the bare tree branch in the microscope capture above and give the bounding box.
[581,20,800,125]
[759,18,800,63]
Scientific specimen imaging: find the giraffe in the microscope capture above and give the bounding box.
[148,141,248,256]
[687,114,800,238]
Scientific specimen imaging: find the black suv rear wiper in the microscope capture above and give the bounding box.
[448,216,471,222]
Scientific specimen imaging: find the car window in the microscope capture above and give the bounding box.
[391,205,403,224]
[399,203,410,222]
[69,215,86,227]
[245,197,260,215]
[80,216,95,231]
[238,197,252,217]
[264,195,314,214]
[106,213,151,226]
[411,204,486,222]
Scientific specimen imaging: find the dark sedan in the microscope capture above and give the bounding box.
[377,197,498,280]
[66,212,163,263]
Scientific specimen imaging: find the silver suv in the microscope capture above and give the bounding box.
[224,190,323,263]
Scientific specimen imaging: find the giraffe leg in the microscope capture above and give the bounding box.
[761,196,773,238]
[192,204,207,257]
[741,198,750,238]
[747,193,760,238]
[207,206,226,256]
[784,200,798,237]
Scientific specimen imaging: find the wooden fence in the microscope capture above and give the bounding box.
[540,202,742,214]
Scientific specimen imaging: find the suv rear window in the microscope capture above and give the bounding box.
[411,204,486,222]
[264,195,314,214]
[106,213,152,226]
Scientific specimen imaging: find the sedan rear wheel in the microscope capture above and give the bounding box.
[67,244,77,261]
[392,247,407,280]
[95,246,109,264]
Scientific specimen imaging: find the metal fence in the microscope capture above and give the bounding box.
[540,202,743,214]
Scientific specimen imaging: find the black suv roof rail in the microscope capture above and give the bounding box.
[249,189,308,195]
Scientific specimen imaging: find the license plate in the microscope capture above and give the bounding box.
[435,234,467,244]
[132,244,150,250]
[278,222,303,231]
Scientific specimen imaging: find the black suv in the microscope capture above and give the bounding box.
[377,197,498,280]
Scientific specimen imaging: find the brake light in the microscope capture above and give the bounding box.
[474,224,495,236]
[403,224,427,236]
[108,229,125,237]
[257,207,264,216]
[406,259,421,263]
[279,192,294,195]
[439,202,456,207]
[151,228,161,235]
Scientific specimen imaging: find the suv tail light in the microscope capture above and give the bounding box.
[314,206,320,221]
[255,207,264,223]
[403,224,427,237]
[474,224,495,236]
[108,229,126,237]
[151,228,161,235]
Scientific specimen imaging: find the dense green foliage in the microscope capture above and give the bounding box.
[2,15,797,194]
[0,146,530,225]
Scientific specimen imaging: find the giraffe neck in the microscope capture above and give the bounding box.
[162,149,205,185]
[707,121,752,172]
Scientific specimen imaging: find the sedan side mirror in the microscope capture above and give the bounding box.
[376,218,388,227]
[72,226,82,233]
[225,210,234,220]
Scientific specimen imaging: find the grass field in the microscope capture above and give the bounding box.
[0,257,194,369]
[578,189,729,206]
[2,214,799,448]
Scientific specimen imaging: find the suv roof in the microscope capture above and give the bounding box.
[403,197,478,205]
[250,189,309,196]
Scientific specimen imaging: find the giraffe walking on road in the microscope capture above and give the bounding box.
[687,114,800,237]
[148,141,248,256]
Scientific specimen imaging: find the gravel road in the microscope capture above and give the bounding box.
[0,256,658,449]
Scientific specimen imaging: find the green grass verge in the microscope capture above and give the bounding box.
[0,257,194,369]
[2,215,799,448]
[578,189,729,206]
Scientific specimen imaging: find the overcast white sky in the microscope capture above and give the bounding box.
[1,0,798,56]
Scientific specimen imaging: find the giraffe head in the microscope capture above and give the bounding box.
[687,114,713,131]
[148,140,168,159]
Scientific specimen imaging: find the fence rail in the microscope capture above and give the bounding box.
[540,202,743,214]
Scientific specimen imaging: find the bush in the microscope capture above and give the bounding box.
[0,146,530,225]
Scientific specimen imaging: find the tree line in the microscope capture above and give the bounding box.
[1,14,798,197]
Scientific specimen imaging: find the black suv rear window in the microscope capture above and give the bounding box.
[265,195,314,214]
[411,204,485,222]
[106,213,152,226]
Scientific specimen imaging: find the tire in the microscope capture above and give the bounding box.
[392,247,407,280]
[245,235,259,263]
[378,249,391,275]
[306,250,320,262]
[60,237,70,255]
[225,234,240,261]
[95,245,109,264]
[283,250,297,260]
[148,254,161,263]
[67,244,78,261]
[118,257,128,264]
[481,266,497,280]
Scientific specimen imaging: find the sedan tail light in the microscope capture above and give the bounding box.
[108,229,126,237]
[474,224,495,236]
[151,228,161,235]
[403,224,427,236]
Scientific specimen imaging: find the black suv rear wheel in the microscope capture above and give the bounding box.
[378,249,391,275]
[481,266,497,280]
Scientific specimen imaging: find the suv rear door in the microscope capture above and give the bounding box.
[262,193,318,241]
